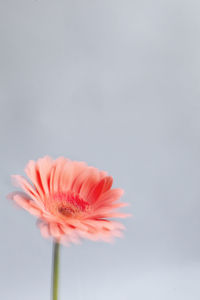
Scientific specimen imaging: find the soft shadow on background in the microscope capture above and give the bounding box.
[0,1,200,299]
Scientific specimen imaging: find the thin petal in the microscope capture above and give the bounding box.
[38,221,50,238]
[36,156,53,196]
[50,157,69,193]
[59,161,74,192]
[90,212,131,219]
[49,223,63,239]
[25,160,45,199]
[12,193,43,217]
[70,168,90,193]
[72,167,100,195]
[88,176,113,204]
[79,168,100,199]
[12,175,38,200]
[94,202,129,212]
[94,188,124,208]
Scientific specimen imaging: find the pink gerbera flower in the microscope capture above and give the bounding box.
[10,156,129,245]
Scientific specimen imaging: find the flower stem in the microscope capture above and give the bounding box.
[52,241,60,300]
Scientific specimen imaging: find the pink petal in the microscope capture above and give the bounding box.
[12,175,38,200]
[70,168,91,193]
[38,221,50,238]
[25,160,45,199]
[94,188,124,208]
[88,176,113,204]
[49,223,63,239]
[36,156,53,196]
[59,161,74,192]
[12,193,43,217]
[79,168,100,199]
[50,157,69,193]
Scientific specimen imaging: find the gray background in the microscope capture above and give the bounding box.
[0,0,200,299]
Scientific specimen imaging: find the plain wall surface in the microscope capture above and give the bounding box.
[0,1,200,299]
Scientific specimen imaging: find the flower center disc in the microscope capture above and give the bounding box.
[53,191,89,218]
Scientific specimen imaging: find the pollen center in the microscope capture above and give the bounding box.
[52,191,89,218]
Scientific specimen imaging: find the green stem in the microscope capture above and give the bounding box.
[52,241,60,300]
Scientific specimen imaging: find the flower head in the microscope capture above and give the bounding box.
[10,156,129,245]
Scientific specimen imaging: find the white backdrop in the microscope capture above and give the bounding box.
[0,1,200,299]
